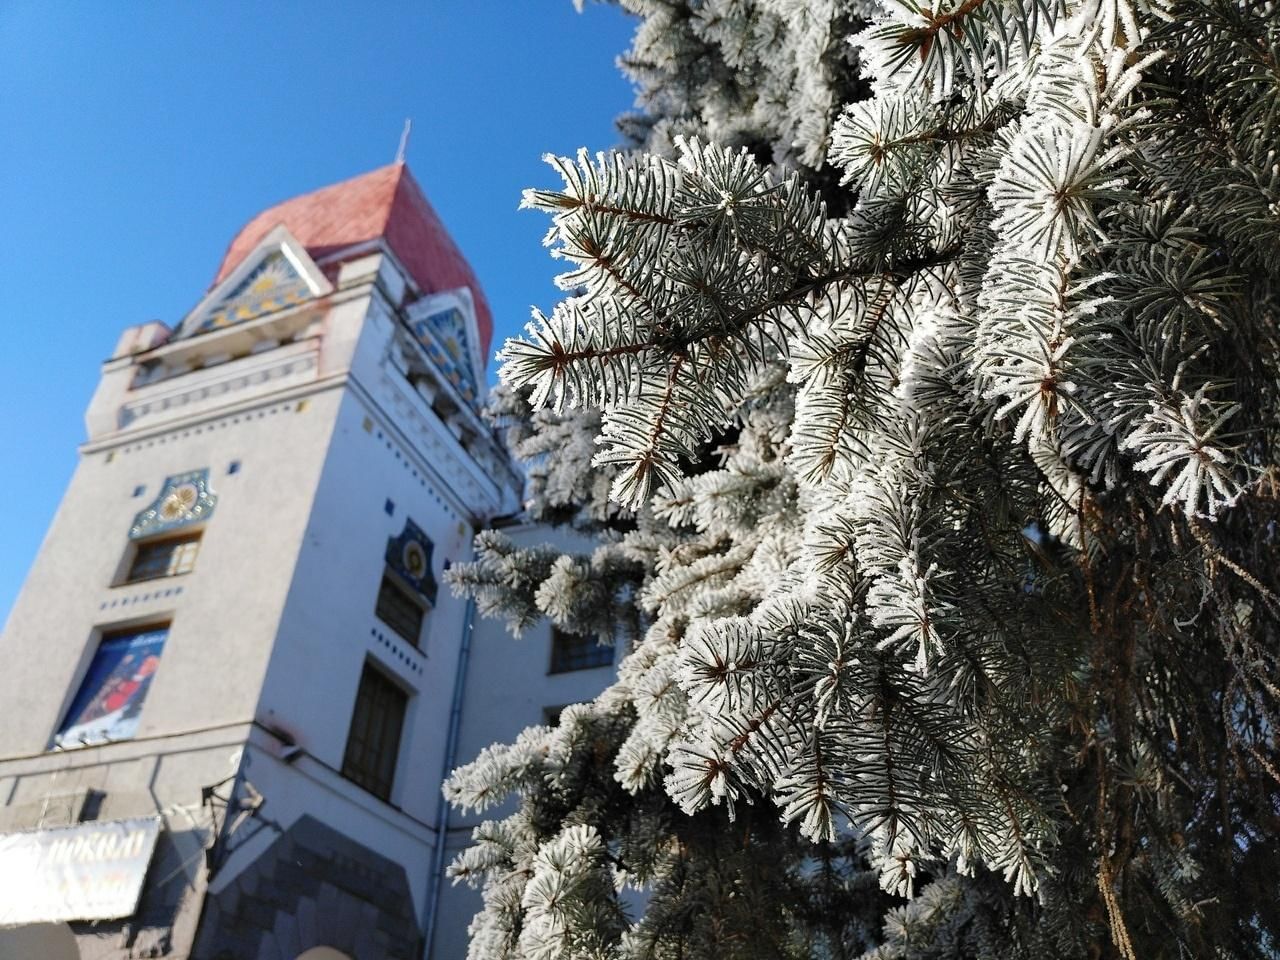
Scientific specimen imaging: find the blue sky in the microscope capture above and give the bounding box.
[0,2,636,624]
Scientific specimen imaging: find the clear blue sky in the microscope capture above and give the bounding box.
[0,2,636,624]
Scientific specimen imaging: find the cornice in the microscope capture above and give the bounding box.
[118,341,321,432]
[81,374,349,456]
[345,372,514,523]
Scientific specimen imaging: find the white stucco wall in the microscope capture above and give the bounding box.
[256,387,478,830]
[0,361,341,759]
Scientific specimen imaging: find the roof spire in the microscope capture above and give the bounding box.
[395,118,412,164]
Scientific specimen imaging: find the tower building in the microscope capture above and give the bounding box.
[0,164,617,960]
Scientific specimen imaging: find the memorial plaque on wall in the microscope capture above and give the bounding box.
[0,817,161,925]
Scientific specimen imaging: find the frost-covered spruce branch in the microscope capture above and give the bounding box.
[444,1,1280,958]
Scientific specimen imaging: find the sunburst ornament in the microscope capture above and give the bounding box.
[403,541,428,579]
[410,304,478,405]
[131,470,218,540]
[192,250,314,334]
[384,518,438,606]
[160,484,199,521]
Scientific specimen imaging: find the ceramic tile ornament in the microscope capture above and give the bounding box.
[130,469,217,540]
[407,288,481,407]
[192,250,313,334]
[385,518,438,606]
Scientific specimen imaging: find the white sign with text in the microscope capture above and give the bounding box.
[0,817,161,925]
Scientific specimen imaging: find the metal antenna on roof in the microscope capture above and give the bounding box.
[395,118,412,164]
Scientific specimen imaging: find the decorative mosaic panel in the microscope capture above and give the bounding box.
[130,469,217,540]
[385,518,437,606]
[411,306,477,405]
[191,250,313,334]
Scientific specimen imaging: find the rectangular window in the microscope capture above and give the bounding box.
[125,533,201,583]
[341,664,408,802]
[375,573,425,647]
[55,626,168,748]
[549,628,613,674]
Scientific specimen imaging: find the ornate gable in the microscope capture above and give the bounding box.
[179,225,330,338]
[194,251,311,333]
[406,288,483,406]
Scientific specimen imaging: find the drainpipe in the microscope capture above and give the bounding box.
[423,591,477,958]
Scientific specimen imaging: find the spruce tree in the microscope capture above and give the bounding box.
[444,1,1280,956]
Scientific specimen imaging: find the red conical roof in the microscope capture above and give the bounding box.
[213,162,493,360]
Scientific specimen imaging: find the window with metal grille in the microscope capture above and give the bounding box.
[341,664,408,802]
[125,533,201,583]
[375,573,425,647]
[548,628,613,674]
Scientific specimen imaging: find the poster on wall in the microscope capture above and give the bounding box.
[55,627,168,747]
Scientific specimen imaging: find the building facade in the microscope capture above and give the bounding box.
[0,165,616,960]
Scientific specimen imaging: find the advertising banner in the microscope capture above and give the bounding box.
[0,818,161,925]
[55,627,168,747]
